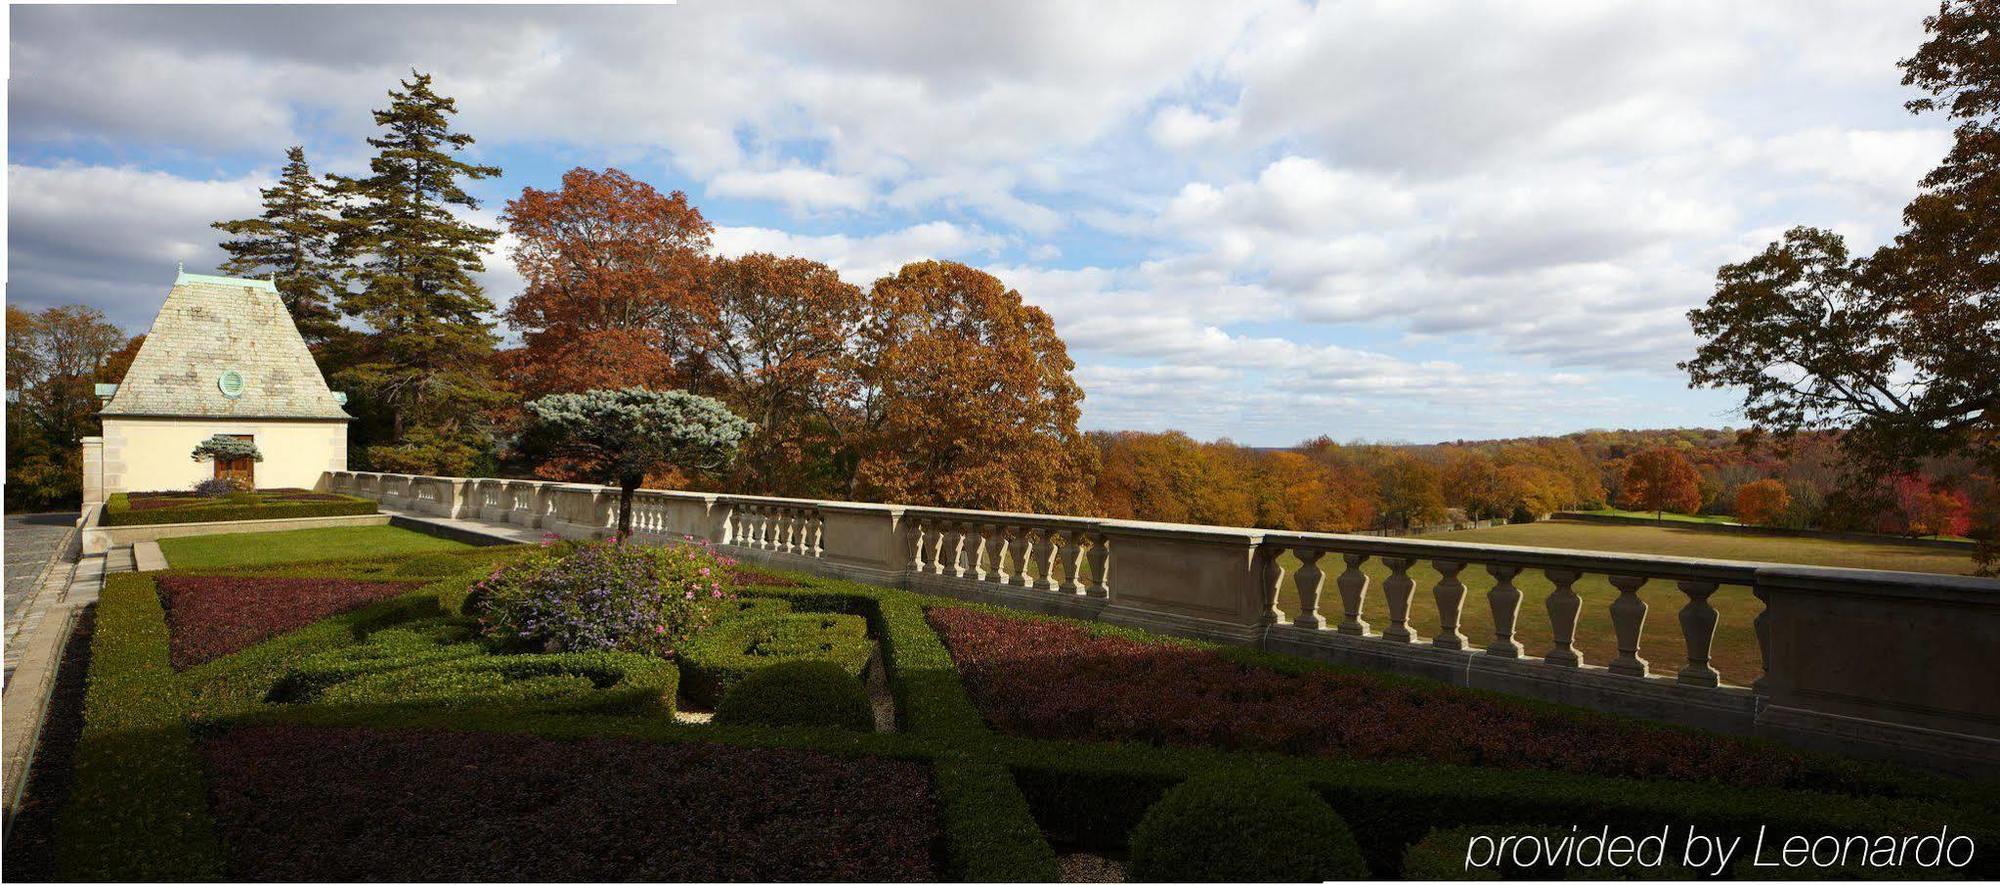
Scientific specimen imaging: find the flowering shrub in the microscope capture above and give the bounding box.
[468,538,737,657]
[200,725,940,881]
[154,576,418,669]
[929,607,1860,790]
[191,477,248,498]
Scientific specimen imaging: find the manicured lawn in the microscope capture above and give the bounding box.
[1464,520,1977,573]
[1573,507,1740,525]
[1269,520,1979,686]
[158,525,471,569]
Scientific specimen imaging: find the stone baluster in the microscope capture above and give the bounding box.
[1751,585,1770,693]
[1485,564,1524,658]
[1607,575,1650,677]
[950,522,971,578]
[1294,549,1328,630]
[1431,560,1469,650]
[1040,530,1066,591]
[1067,533,1091,594]
[973,525,994,580]
[1084,533,1110,598]
[1016,530,1040,588]
[910,519,931,571]
[810,512,825,557]
[1257,545,1289,626]
[1381,557,1419,643]
[929,521,951,575]
[991,527,1014,583]
[1541,568,1583,667]
[1675,580,1721,687]
[1335,553,1371,636]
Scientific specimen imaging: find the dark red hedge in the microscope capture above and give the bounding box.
[929,606,1832,789]
[154,575,416,669]
[200,725,941,881]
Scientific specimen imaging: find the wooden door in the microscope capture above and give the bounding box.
[214,434,255,486]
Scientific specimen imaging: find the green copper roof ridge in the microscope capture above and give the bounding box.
[175,265,278,292]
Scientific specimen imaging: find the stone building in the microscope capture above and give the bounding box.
[80,268,351,502]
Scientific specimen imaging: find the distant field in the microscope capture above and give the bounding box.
[1573,507,1739,525]
[1269,520,1979,686]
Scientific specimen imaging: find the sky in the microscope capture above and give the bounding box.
[4,2,1951,446]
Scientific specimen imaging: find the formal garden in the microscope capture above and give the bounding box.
[6,524,1996,882]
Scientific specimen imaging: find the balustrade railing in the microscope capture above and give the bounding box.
[323,469,2000,773]
[1259,533,1752,688]
[903,510,1110,597]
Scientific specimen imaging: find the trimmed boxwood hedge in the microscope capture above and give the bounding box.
[318,650,680,715]
[715,660,874,730]
[101,491,377,526]
[269,620,484,702]
[933,759,1062,881]
[1127,772,1368,881]
[55,573,224,880]
[678,610,873,707]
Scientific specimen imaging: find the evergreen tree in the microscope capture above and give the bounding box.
[330,70,509,473]
[212,146,346,347]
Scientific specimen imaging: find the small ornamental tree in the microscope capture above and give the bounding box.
[524,388,752,537]
[1734,479,1793,526]
[1620,447,1702,521]
[190,435,263,464]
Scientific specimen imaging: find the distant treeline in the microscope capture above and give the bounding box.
[1088,427,1988,538]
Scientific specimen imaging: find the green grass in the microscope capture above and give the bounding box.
[1573,507,1741,525]
[157,525,471,569]
[1269,520,1980,686]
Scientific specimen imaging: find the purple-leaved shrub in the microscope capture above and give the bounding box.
[468,537,737,657]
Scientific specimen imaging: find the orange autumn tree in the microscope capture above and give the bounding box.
[850,261,1097,514]
[1620,447,1703,521]
[501,167,712,399]
[1734,478,1793,526]
[687,253,867,497]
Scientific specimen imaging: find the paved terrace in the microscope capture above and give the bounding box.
[340,470,2000,777]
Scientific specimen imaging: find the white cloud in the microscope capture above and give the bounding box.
[6,2,1949,443]
[708,167,874,213]
[713,221,1004,287]
[6,164,265,328]
[1148,105,1238,150]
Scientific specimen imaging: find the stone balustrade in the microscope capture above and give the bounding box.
[321,470,2000,775]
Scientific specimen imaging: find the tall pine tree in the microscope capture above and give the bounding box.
[211,146,346,347]
[331,70,510,474]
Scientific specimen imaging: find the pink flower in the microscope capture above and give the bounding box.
[710,589,724,598]
[683,590,695,600]
[699,567,711,577]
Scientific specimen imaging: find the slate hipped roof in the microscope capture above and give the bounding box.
[100,269,352,420]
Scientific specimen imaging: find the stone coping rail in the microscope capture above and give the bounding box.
[324,470,2000,776]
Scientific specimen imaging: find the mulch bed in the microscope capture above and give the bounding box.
[155,576,418,669]
[929,606,1844,790]
[1,609,95,881]
[200,725,941,881]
